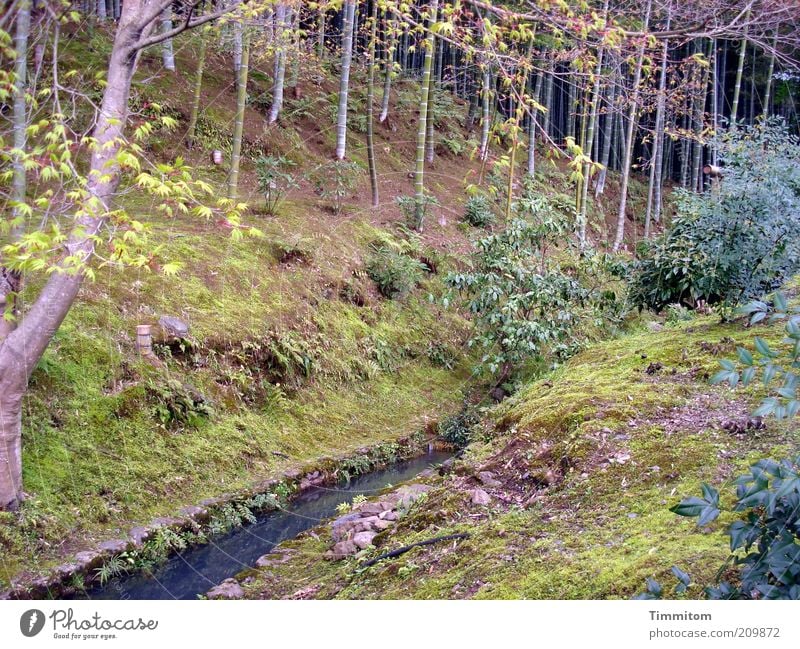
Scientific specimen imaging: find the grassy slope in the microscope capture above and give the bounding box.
[0,32,480,585]
[241,312,798,600]
[0,27,655,588]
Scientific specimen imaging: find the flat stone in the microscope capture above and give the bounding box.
[470,488,491,505]
[206,578,244,600]
[158,315,189,339]
[178,505,208,521]
[478,471,502,487]
[352,531,377,550]
[74,551,103,572]
[151,516,183,529]
[356,502,385,516]
[54,563,79,578]
[98,539,129,554]
[331,512,363,542]
[329,540,358,559]
[128,526,151,547]
[379,511,397,521]
[394,484,431,508]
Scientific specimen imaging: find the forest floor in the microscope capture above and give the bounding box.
[236,305,800,600]
[1,27,657,591]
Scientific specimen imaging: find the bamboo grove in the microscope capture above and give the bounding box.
[0,1,799,510]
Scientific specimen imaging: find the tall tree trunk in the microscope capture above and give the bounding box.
[288,8,300,97]
[527,68,543,176]
[228,24,249,200]
[762,34,777,116]
[335,0,357,159]
[730,12,750,124]
[97,0,107,20]
[161,9,175,71]
[478,63,491,161]
[186,31,207,147]
[612,0,651,252]
[379,12,397,122]
[412,0,438,229]
[269,3,287,124]
[645,10,671,239]
[425,42,436,164]
[595,79,616,197]
[579,4,607,245]
[0,0,164,510]
[366,0,379,207]
[1,1,31,345]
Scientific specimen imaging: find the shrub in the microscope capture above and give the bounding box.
[147,378,213,429]
[710,291,800,419]
[397,193,440,231]
[630,120,800,314]
[438,407,479,447]
[365,246,426,299]
[445,204,588,381]
[462,195,496,228]
[308,160,362,215]
[641,455,800,600]
[255,155,298,215]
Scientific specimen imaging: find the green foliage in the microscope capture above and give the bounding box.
[665,303,694,325]
[396,194,440,230]
[710,292,800,419]
[147,378,213,429]
[366,246,426,299]
[438,407,479,447]
[444,203,589,378]
[630,121,800,313]
[309,160,362,215]
[644,455,800,600]
[462,194,496,228]
[255,155,298,216]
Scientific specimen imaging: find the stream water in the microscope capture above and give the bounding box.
[79,450,452,600]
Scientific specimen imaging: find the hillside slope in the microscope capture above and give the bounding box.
[240,312,798,599]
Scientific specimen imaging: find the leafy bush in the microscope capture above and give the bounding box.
[642,456,800,600]
[444,204,589,381]
[255,155,298,215]
[308,160,362,215]
[711,291,800,419]
[397,193,440,231]
[630,120,800,314]
[365,246,426,299]
[438,407,479,447]
[462,194,496,228]
[147,378,213,429]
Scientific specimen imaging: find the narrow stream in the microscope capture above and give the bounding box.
[80,450,452,600]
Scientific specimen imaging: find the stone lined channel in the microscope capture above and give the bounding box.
[79,450,452,600]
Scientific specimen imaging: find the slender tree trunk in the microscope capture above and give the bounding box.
[97,0,107,20]
[612,0,651,252]
[186,32,207,147]
[335,0,357,159]
[595,68,617,196]
[730,12,750,124]
[527,68,543,176]
[425,41,436,164]
[762,34,777,116]
[579,4,607,245]
[228,25,249,200]
[541,66,553,140]
[478,63,491,161]
[466,69,479,131]
[366,0,379,207]
[645,11,671,239]
[379,12,397,122]
[269,3,287,124]
[288,8,300,98]
[0,1,161,510]
[161,9,175,71]
[412,0,438,230]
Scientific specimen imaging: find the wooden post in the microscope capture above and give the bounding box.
[136,324,152,355]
